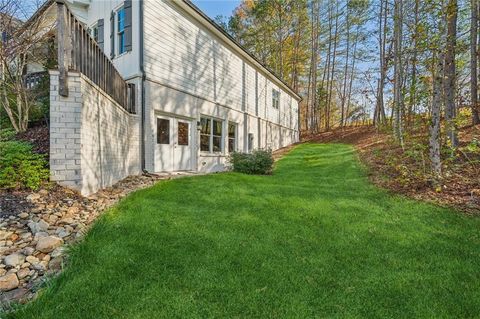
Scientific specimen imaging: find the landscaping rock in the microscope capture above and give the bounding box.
[28,220,49,234]
[0,273,19,291]
[0,230,13,241]
[36,236,63,253]
[26,194,41,202]
[3,253,25,268]
[18,212,29,219]
[25,256,39,264]
[16,268,30,280]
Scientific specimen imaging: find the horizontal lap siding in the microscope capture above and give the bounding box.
[144,0,242,109]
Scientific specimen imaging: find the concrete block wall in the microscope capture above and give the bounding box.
[50,71,141,196]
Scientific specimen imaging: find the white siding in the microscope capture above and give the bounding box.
[143,0,299,122]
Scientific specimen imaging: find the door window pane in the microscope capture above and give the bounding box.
[157,118,169,144]
[178,122,189,146]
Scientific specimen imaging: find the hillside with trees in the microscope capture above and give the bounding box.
[217,0,480,211]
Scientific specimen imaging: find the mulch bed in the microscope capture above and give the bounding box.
[309,126,480,215]
[15,125,49,155]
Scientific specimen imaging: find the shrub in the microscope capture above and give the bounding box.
[228,149,274,175]
[0,140,49,190]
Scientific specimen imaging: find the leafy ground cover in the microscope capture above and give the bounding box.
[10,143,480,318]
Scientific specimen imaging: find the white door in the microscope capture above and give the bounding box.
[155,116,193,172]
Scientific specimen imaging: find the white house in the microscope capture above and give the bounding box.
[43,0,301,195]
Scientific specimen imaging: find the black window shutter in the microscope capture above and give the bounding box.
[97,19,104,51]
[124,0,132,52]
[110,11,115,58]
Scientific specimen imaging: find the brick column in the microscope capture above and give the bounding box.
[49,71,82,189]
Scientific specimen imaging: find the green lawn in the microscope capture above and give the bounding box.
[12,144,480,318]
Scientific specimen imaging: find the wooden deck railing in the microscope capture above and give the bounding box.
[56,1,135,114]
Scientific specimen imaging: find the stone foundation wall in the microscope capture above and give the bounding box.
[49,71,141,196]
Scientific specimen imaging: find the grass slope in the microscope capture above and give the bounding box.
[12,144,480,318]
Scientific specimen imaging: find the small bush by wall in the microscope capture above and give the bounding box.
[228,149,274,175]
[0,130,49,191]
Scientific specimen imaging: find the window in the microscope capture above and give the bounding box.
[90,24,99,42]
[178,122,189,146]
[117,7,126,54]
[212,119,222,152]
[200,117,224,153]
[228,122,237,153]
[157,118,169,144]
[200,118,211,152]
[272,89,280,109]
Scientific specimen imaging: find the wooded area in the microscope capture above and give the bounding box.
[218,0,480,184]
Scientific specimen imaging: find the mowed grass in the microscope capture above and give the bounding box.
[11,144,480,318]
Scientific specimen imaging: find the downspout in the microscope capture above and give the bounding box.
[139,0,146,172]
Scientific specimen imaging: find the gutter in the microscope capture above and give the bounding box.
[139,0,146,172]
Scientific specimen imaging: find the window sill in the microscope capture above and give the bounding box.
[114,51,130,59]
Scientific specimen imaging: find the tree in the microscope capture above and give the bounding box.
[0,0,52,132]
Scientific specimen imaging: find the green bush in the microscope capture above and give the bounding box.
[0,140,49,190]
[228,149,274,175]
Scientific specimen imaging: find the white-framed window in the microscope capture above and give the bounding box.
[200,116,223,153]
[117,7,126,54]
[228,122,237,153]
[272,89,280,109]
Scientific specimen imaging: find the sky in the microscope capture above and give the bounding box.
[193,0,240,20]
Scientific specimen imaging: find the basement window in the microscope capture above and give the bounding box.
[200,117,223,153]
[228,122,237,153]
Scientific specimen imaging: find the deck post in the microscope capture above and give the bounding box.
[57,0,71,97]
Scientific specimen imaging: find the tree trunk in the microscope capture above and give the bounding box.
[444,0,458,148]
[326,1,339,132]
[393,0,404,147]
[471,0,480,124]
[430,51,443,179]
